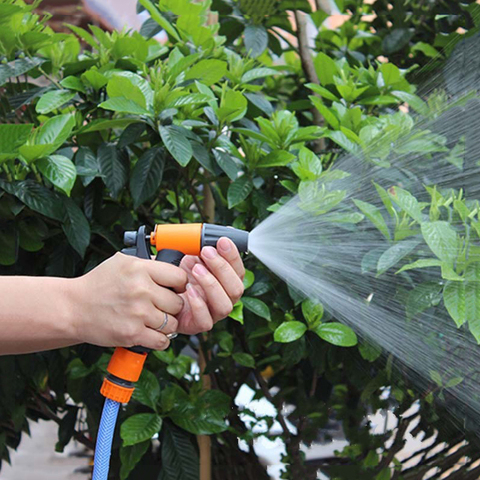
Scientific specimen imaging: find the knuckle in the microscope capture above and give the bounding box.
[123,324,142,346]
[216,301,233,319]
[232,283,244,300]
[156,336,170,351]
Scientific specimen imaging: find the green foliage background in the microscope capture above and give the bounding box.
[1,1,480,479]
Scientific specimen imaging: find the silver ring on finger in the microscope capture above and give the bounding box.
[156,312,169,332]
[166,333,178,340]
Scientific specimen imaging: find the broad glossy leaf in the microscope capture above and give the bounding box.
[0,179,63,220]
[314,323,358,347]
[377,239,420,274]
[184,59,227,86]
[37,155,77,196]
[314,52,337,86]
[444,280,466,328]
[228,175,253,208]
[241,67,277,84]
[229,301,244,324]
[98,144,129,198]
[36,90,75,114]
[0,124,33,162]
[0,57,45,86]
[389,187,423,223]
[353,199,390,240]
[160,422,198,480]
[120,441,150,480]
[121,413,162,447]
[243,296,271,320]
[159,125,193,167]
[232,352,255,368]
[257,150,295,168]
[421,221,458,265]
[274,321,307,343]
[130,147,165,208]
[244,25,268,58]
[99,97,151,116]
[62,198,90,258]
[132,370,161,410]
[213,149,239,181]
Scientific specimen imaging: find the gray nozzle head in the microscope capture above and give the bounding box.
[202,224,249,253]
[124,231,137,247]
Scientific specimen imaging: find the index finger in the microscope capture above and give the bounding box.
[216,237,245,280]
[144,260,188,291]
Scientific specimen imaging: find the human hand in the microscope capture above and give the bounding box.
[72,253,187,350]
[176,237,245,335]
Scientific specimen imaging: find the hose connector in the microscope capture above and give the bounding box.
[100,348,147,403]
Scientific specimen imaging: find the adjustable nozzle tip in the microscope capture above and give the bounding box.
[202,224,249,253]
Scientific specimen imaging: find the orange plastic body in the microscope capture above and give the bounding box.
[100,378,135,403]
[151,223,203,256]
[100,348,147,403]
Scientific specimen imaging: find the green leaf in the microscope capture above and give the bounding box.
[184,59,227,86]
[36,113,76,148]
[81,69,108,91]
[0,180,63,221]
[377,240,420,275]
[243,269,255,290]
[310,96,340,129]
[213,149,239,181]
[241,67,277,84]
[121,413,162,447]
[0,57,45,87]
[274,321,307,343]
[62,198,90,258]
[382,28,413,55]
[445,377,463,388]
[60,75,86,93]
[389,187,423,223]
[314,52,338,86]
[167,356,192,379]
[228,176,253,208]
[292,147,323,181]
[36,90,76,114]
[392,91,428,116]
[306,83,339,102]
[353,199,390,240]
[232,352,255,368]
[98,144,129,199]
[75,147,100,186]
[160,422,199,480]
[430,370,443,387]
[217,90,248,123]
[160,125,193,167]
[99,97,151,116]
[120,441,150,480]
[373,181,395,217]
[257,150,295,168]
[37,155,77,196]
[302,299,324,328]
[421,221,458,265]
[406,283,442,321]
[314,323,358,347]
[229,301,244,324]
[0,124,33,162]
[244,25,268,58]
[466,262,480,343]
[138,0,180,41]
[107,75,147,108]
[397,258,443,274]
[411,41,440,58]
[130,147,165,208]
[243,297,271,321]
[0,230,16,266]
[132,370,160,410]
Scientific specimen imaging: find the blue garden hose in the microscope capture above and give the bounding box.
[92,398,121,480]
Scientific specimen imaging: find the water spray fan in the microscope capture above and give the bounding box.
[92,223,249,480]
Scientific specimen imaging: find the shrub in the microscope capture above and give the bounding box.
[0,1,479,479]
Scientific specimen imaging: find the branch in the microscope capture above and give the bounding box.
[293,10,326,152]
[33,400,94,451]
[253,369,291,439]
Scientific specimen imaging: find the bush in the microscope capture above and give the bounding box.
[0,1,479,479]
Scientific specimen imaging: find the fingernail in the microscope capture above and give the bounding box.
[202,246,218,259]
[218,237,231,252]
[187,283,199,298]
[193,264,209,276]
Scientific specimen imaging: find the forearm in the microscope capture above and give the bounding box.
[0,276,80,355]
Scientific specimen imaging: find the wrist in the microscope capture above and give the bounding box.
[61,276,88,345]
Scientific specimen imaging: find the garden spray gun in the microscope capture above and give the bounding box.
[92,223,249,480]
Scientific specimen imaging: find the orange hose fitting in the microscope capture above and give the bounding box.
[151,223,203,256]
[100,378,134,403]
[107,347,147,382]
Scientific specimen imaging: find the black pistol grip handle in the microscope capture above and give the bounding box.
[129,249,185,355]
